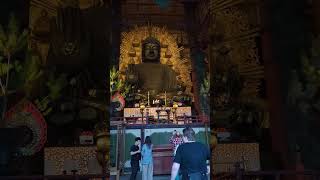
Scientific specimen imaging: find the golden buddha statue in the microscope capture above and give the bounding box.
[126,37,177,94]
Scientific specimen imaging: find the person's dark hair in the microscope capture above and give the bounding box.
[135,137,141,142]
[144,136,152,148]
[183,126,195,141]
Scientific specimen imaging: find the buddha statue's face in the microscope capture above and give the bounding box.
[144,42,159,60]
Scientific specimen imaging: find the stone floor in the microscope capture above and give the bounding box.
[110,173,210,180]
[120,175,170,180]
[111,173,209,180]
[110,173,170,180]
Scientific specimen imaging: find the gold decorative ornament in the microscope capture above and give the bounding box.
[132,37,140,47]
[129,57,135,64]
[210,2,263,99]
[96,132,109,153]
[95,130,109,169]
[32,10,50,41]
[165,49,172,58]
[128,47,136,57]
[166,59,173,66]
[140,104,146,111]
[211,134,218,150]
[96,151,109,165]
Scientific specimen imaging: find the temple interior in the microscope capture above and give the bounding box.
[0,0,320,179]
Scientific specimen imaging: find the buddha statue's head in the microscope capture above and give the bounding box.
[142,37,160,63]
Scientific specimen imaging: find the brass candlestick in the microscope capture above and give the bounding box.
[147,91,150,107]
[140,104,145,124]
[172,103,178,122]
[164,91,167,107]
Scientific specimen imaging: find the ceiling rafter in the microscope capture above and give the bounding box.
[123,13,184,17]
[123,1,184,7]
[121,0,186,30]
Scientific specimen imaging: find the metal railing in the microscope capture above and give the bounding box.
[110,115,209,125]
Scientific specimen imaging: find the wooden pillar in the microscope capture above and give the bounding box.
[181,0,203,115]
[111,0,121,68]
[312,0,320,35]
[260,0,290,169]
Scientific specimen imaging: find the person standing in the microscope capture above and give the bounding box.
[130,137,141,180]
[169,130,184,155]
[170,127,210,180]
[170,130,184,180]
[141,136,153,180]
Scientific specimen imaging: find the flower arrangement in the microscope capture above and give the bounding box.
[110,66,131,112]
[110,66,130,97]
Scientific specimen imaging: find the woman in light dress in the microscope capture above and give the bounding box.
[141,136,153,180]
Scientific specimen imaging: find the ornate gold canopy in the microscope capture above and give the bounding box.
[119,25,193,95]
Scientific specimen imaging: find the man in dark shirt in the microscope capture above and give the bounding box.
[171,127,210,180]
[130,137,141,180]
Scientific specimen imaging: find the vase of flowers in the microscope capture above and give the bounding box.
[110,66,131,115]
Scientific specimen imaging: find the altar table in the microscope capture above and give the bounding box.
[153,144,174,175]
[124,107,191,120]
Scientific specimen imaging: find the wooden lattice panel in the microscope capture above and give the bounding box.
[213,4,260,40]
[210,0,264,102]
[226,37,264,97]
[197,0,210,24]
[212,143,260,173]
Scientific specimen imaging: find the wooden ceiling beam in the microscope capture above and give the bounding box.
[122,19,185,25]
[122,5,184,13]
[122,18,185,25]
[121,21,185,28]
[121,23,182,30]
[123,13,184,17]
[122,1,184,7]
[120,19,185,28]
